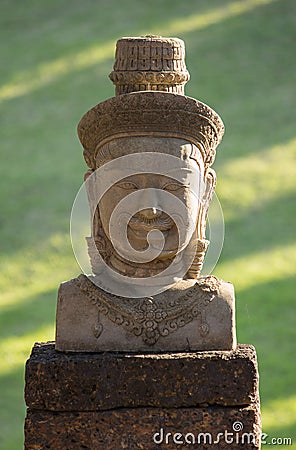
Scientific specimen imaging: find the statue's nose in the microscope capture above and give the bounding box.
[140,208,162,220]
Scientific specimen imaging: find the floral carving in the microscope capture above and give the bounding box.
[109,70,189,86]
[74,274,221,345]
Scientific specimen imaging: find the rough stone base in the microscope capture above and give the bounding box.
[24,342,261,449]
[25,342,258,410]
[25,405,261,449]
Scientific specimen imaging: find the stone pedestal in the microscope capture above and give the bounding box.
[24,342,261,449]
[55,275,236,353]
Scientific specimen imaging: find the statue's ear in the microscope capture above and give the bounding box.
[84,169,101,239]
[196,168,216,240]
[203,168,216,210]
[84,169,93,181]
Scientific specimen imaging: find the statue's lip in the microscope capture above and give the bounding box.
[128,227,170,242]
[128,222,173,232]
[128,214,174,232]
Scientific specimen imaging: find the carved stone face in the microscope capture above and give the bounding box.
[97,137,209,269]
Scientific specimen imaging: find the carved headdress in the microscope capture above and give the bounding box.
[77,36,224,170]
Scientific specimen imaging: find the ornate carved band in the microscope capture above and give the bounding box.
[114,83,185,95]
[109,70,190,95]
[78,91,224,169]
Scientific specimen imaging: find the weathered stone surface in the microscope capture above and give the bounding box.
[109,36,190,95]
[55,275,236,352]
[68,36,227,348]
[25,404,261,449]
[78,91,224,170]
[77,92,224,297]
[25,342,258,411]
[84,136,214,282]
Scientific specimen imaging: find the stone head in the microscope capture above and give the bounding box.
[78,91,224,279]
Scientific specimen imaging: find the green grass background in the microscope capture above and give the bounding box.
[0,0,295,448]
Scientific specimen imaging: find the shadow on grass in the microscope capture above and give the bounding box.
[261,422,295,448]
[184,0,295,161]
[0,289,57,448]
[0,288,58,448]
[1,0,294,263]
[2,0,294,169]
[230,274,296,445]
[1,0,239,86]
[220,191,295,262]
[0,288,57,341]
[235,276,295,402]
[0,365,26,450]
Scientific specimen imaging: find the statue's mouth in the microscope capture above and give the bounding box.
[128,213,174,233]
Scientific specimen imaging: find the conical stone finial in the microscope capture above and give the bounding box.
[109,35,190,96]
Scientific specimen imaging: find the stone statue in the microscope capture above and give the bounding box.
[26,37,261,450]
[56,36,236,352]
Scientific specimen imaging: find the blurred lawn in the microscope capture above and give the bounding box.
[0,0,295,448]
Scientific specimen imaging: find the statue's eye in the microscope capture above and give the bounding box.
[117,181,139,190]
[163,182,187,192]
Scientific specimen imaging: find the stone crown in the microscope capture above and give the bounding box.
[77,91,224,169]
